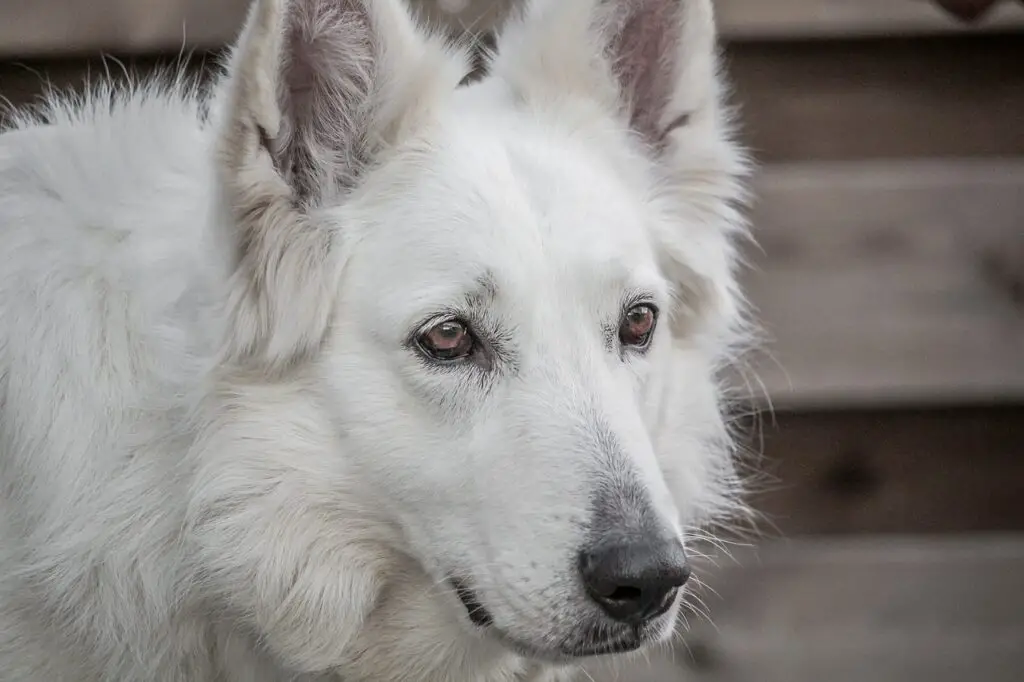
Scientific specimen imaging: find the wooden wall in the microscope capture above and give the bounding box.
[725,35,1024,410]
[716,30,1024,538]
[2,6,1023,680]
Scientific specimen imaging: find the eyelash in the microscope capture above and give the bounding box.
[622,293,658,315]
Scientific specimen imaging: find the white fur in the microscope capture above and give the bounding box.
[0,0,751,680]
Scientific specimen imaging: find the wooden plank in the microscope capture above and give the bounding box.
[685,536,1024,682]
[739,159,1024,408]
[739,406,1024,535]
[0,0,250,57]
[425,0,1024,41]
[717,0,1024,39]
[725,35,1024,162]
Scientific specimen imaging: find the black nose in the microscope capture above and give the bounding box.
[579,536,691,626]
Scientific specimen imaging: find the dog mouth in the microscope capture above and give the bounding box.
[502,625,648,662]
[558,629,645,658]
[450,577,494,628]
[447,577,650,660]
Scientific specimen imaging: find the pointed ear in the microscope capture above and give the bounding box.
[214,0,467,370]
[493,0,725,150]
[494,0,750,345]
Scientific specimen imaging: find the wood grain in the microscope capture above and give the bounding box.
[586,536,1024,682]
[739,406,1024,535]
[739,160,1024,408]
[682,536,1024,682]
[0,0,250,57]
[726,35,1024,163]
[717,0,1024,39]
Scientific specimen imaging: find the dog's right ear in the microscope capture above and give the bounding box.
[214,0,465,371]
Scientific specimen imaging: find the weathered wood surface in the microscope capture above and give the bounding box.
[424,0,1024,42]
[588,535,1024,682]
[0,0,250,57]
[717,0,1024,39]
[740,407,1024,535]
[727,35,1024,163]
[740,160,1024,408]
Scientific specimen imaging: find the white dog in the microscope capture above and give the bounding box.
[0,0,750,679]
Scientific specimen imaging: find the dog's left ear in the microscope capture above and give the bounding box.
[495,0,749,344]
[494,0,728,151]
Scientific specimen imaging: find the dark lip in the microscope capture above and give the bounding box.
[497,627,647,663]
[447,578,654,661]
[449,577,494,628]
[561,631,644,657]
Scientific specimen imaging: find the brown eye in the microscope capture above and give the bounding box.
[417,319,475,361]
[619,304,657,349]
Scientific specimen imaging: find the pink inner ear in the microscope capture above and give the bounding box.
[273,0,377,202]
[608,0,684,146]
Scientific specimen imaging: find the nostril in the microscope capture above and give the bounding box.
[606,585,643,602]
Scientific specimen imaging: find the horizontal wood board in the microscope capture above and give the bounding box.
[725,35,1024,163]
[739,160,1024,408]
[717,0,1024,39]
[738,406,1024,535]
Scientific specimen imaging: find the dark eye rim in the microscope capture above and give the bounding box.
[619,302,659,351]
[413,316,479,363]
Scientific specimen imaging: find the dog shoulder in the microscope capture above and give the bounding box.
[0,72,222,530]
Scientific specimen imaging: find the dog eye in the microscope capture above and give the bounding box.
[619,304,657,349]
[417,319,475,361]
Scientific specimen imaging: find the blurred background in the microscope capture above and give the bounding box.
[2,1,1022,680]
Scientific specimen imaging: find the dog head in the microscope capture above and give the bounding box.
[195,0,749,669]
